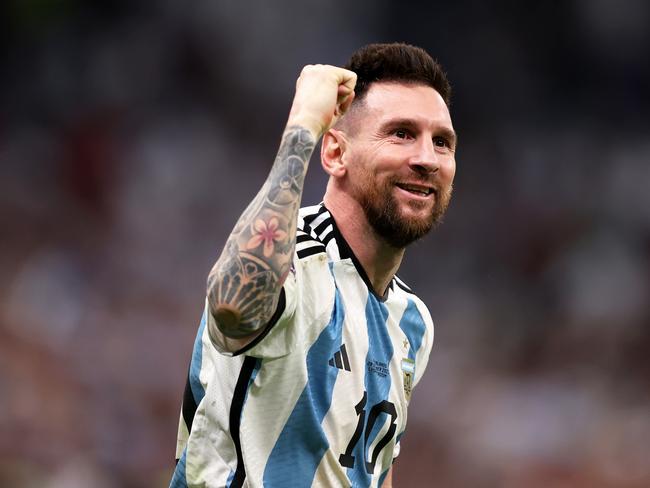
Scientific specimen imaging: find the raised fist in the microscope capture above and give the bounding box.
[287,64,357,138]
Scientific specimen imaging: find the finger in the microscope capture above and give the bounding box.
[336,71,356,98]
[336,84,352,106]
[338,91,355,115]
[338,68,357,90]
[337,83,353,96]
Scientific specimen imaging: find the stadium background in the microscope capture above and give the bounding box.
[1,1,649,486]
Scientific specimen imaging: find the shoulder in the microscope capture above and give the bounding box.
[296,229,326,260]
[295,204,332,261]
[393,275,415,296]
[392,274,434,330]
[393,275,428,311]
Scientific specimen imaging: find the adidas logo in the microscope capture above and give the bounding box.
[328,344,351,372]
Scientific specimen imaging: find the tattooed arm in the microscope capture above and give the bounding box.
[207,65,357,351]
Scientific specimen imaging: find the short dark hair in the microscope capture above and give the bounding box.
[344,42,451,106]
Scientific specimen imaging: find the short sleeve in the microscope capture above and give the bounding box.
[207,252,335,359]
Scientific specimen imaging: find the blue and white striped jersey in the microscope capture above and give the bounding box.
[171,203,434,488]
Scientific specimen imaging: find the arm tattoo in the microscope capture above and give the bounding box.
[207,126,315,338]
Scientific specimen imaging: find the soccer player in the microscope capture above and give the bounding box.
[171,43,456,488]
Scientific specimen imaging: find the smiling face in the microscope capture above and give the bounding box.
[341,82,457,248]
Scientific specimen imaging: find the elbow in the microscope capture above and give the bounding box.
[206,290,269,340]
[205,302,262,354]
[206,292,260,339]
[205,290,259,353]
[206,273,247,338]
[210,303,245,337]
[206,267,279,339]
[204,257,281,350]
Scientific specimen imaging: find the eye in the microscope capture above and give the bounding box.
[433,136,449,148]
[394,128,411,139]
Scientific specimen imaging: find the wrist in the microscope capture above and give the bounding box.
[286,113,325,140]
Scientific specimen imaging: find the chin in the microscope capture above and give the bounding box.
[400,201,435,220]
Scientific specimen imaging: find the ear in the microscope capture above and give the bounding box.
[320,129,348,178]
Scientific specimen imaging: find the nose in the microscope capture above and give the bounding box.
[408,137,439,174]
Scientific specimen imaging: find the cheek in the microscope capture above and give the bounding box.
[441,157,456,183]
[347,146,401,187]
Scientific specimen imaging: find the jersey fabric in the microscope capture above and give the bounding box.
[170,203,435,488]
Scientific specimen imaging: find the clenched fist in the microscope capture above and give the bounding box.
[287,65,357,138]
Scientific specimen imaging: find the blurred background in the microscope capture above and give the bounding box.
[1,0,649,486]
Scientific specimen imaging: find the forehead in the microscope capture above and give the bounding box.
[359,81,452,130]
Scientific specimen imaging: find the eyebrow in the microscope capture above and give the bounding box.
[380,117,458,148]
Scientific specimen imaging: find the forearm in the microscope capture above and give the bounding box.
[207,125,316,338]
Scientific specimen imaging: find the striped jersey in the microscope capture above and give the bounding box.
[171,203,435,488]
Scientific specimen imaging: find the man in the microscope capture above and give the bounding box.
[171,43,456,487]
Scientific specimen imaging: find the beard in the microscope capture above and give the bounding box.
[354,175,452,249]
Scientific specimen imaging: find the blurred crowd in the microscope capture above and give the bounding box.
[1,1,649,487]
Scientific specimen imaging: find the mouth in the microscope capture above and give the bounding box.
[395,182,435,198]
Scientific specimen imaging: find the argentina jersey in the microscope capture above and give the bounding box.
[171,203,434,488]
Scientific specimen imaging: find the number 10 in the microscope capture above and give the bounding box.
[339,391,397,474]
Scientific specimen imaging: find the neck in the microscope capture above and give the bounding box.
[324,190,405,297]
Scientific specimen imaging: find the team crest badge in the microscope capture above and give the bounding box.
[401,358,415,401]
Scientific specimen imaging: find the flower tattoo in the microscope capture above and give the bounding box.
[246,217,287,257]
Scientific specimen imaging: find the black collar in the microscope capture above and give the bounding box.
[324,204,393,302]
